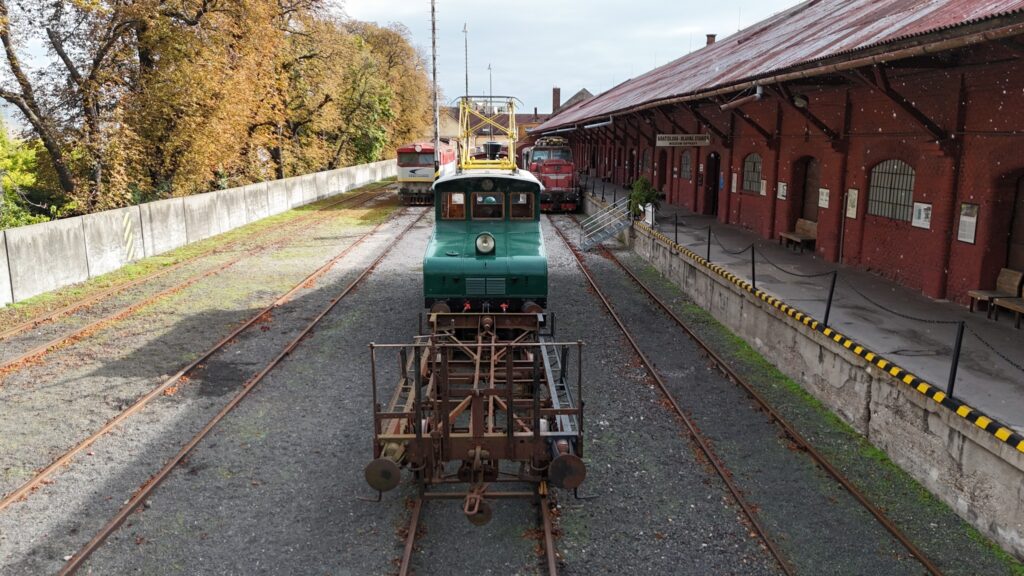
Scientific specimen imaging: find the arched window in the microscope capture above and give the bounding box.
[742,153,763,193]
[868,159,916,221]
[680,150,693,180]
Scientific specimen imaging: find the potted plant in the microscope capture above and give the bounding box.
[628,176,659,220]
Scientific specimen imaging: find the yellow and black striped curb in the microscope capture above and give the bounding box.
[630,219,1024,455]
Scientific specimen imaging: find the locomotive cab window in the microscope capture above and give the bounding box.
[510,192,535,219]
[399,153,435,166]
[442,192,466,220]
[472,192,505,220]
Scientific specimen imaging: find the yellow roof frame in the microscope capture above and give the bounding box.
[459,96,518,172]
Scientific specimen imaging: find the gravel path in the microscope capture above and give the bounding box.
[550,214,1021,576]
[607,237,1024,576]
[0,195,407,574]
[8,204,998,575]
[33,213,783,576]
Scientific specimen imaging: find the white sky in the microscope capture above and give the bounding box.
[338,0,802,115]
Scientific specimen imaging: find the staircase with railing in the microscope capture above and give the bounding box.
[578,196,631,251]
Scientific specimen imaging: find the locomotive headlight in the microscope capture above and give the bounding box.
[475,232,495,254]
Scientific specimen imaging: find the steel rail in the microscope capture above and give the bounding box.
[397,487,559,576]
[0,190,389,377]
[58,209,428,575]
[0,183,390,343]
[548,216,798,576]
[0,203,398,513]
[592,239,945,576]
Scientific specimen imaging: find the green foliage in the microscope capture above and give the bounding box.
[628,176,660,217]
[0,125,50,230]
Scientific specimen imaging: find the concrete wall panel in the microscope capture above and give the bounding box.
[82,206,144,277]
[141,197,187,256]
[0,231,12,306]
[285,177,303,208]
[6,217,89,302]
[315,172,330,199]
[301,175,318,205]
[183,191,221,243]
[219,188,247,230]
[267,180,289,215]
[244,183,270,223]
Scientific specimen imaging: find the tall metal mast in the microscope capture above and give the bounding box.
[431,0,440,175]
[463,23,469,97]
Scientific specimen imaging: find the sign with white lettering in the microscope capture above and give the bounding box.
[657,134,712,147]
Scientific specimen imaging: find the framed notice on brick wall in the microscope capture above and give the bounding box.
[777,182,787,200]
[958,203,978,244]
[912,202,932,229]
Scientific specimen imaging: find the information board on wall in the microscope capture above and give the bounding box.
[656,134,712,147]
[846,189,858,219]
[958,203,978,243]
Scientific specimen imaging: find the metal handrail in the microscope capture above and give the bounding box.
[580,196,629,230]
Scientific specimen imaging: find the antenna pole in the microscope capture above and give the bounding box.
[431,0,441,174]
[463,23,469,98]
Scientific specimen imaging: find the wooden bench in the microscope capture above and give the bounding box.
[779,219,817,253]
[993,297,1024,328]
[968,268,1023,318]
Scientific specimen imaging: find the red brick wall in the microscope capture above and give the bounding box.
[568,47,1024,303]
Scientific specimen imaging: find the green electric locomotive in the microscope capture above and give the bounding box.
[423,169,547,313]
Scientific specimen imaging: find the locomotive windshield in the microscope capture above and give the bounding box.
[441,192,466,220]
[472,192,504,220]
[510,193,534,219]
[398,152,435,166]
[531,149,572,162]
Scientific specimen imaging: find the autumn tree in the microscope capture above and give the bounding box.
[0,1,431,215]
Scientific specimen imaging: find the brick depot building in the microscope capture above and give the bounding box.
[535,0,1024,303]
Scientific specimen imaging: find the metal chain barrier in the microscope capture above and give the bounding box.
[711,231,753,255]
[754,247,837,279]
[965,325,1024,375]
[838,278,961,325]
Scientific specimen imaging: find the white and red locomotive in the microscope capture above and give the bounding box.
[396,140,458,205]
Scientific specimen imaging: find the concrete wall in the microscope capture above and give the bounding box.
[0,231,11,306]
[82,206,145,277]
[140,197,187,257]
[6,217,90,302]
[603,196,1024,560]
[0,159,395,304]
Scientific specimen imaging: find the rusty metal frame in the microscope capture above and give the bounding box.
[771,83,842,143]
[677,102,732,147]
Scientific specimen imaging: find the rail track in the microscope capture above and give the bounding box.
[0,186,392,377]
[0,202,404,514]
[56,208,429,575]
[0,182,392,345]
[396,487,559,576]
[548,215,945,576]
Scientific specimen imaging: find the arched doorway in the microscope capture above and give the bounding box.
[792,156,821,223]
[705,152,721,216]
[657,149,668,193]
[1008,176,1024,270]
